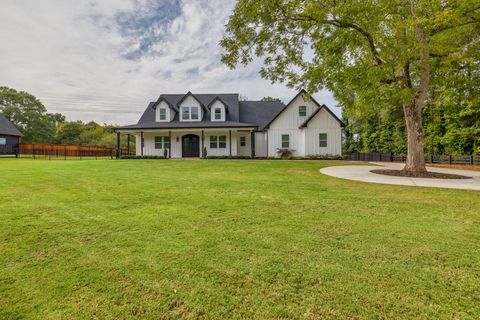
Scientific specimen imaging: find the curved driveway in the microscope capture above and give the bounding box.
[320,162,480,191]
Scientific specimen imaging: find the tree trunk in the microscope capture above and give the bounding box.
[402,1,429,175]
[403,102,427,174]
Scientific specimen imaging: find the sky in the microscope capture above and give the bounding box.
[0,0,339,125]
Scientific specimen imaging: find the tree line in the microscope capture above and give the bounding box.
[0,86,132,149]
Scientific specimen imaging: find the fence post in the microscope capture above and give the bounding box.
[430,155,433,163]
[449,155,452,165]
[64,146,67,160]
[471,155,474,166]
[33,148,36,160]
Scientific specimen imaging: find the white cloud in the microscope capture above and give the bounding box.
[0,0,339,125]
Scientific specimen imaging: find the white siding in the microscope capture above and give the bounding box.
[254,131,267,157]
[303,108,342,156]
[141,132,170,156]
[267,93,317,157]
[236,132,251,156]
[138,130,240,157]
[155,101,172,122]
[205,130,235,157]
[210,100,226,122]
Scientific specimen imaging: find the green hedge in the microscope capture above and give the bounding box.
[120,155,166,159]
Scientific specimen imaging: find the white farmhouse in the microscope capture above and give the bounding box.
[115,90,343,158]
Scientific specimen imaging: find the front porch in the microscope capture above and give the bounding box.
[115,128,256,158]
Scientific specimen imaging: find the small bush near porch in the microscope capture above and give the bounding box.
[1,159,479,319]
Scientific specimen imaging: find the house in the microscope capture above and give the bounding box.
[0,113,22,156]
[115,90,343,158]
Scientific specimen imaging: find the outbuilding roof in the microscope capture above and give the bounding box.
[0,114,22,136]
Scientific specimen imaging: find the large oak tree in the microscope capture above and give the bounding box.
[221,0,479,174]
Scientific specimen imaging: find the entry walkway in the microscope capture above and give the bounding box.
[320,162,480,191]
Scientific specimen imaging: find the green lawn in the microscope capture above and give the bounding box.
[1,159,479,319]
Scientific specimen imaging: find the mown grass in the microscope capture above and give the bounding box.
[0,159,479,319]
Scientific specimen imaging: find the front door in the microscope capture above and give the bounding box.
[182,134,200,157]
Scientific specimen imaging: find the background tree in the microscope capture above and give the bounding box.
[261,96,283,103]
[0,86,65,143]
[221,0,479,174]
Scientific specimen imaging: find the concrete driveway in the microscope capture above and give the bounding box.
[320,162,480,191]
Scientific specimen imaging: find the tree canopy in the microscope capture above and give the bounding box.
[0,86,65,143]
[221,0,480,172]
[0,86,132,149]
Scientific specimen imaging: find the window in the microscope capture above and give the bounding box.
[158,108,167,121]
[281,134,289,148]
[299,105,307,117]
[319,133,328,147]
[240,136,246,147]
[209,136,217,148]
[181,106,200,121]
[214,108,222,120]
[0,137,6,145]
[219,136,226,148]
[155,136,170,149]
[210,135,227,148]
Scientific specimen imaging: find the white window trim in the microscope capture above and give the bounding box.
[156,107,168,122]
[154,136,170,149]
[240,136,246,147]
[209,135,227,149]
[211,106,225,122]
[181,106,201,121]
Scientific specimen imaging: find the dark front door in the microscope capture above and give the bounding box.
[182,134,200,157]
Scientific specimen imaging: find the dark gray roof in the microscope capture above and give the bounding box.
[299,104,345,128]
[0,114,22,136]
[118,92,286,131]
[119,120,256,130]
[239,101,285,130]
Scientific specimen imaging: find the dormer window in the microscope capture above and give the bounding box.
[159,108,167,121]
[214,108,222,120]
[181,106,199,121]
[155,103,170,122]
[210,100,226,122]
[299,105,307,117]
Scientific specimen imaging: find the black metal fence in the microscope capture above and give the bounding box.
[345,152,480,166]
[0,145,18,156]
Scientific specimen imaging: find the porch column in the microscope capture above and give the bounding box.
[229,130,232,156]
[201,130,204,158]
[140,131,144,156]
[115,131,120,159]
[251,131,255,158]
[127,134,131,155]
[168,130,172,158]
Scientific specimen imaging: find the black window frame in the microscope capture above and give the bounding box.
[299,105,307,117]
[281,134,289,148]
[319,133,328,147]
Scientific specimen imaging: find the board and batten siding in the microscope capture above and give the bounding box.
[267,93,317,157]
[303,108,342,156]
[254,131,267,157]
[135,130,238,158]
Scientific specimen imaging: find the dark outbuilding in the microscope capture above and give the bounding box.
[0,113,22,156]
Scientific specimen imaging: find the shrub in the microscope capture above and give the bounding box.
[276,148,295,159]
[120,155,166,159]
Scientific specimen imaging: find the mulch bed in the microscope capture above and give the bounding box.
[371,169,472,179]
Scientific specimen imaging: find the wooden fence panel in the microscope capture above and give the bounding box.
[17,143,133,160]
